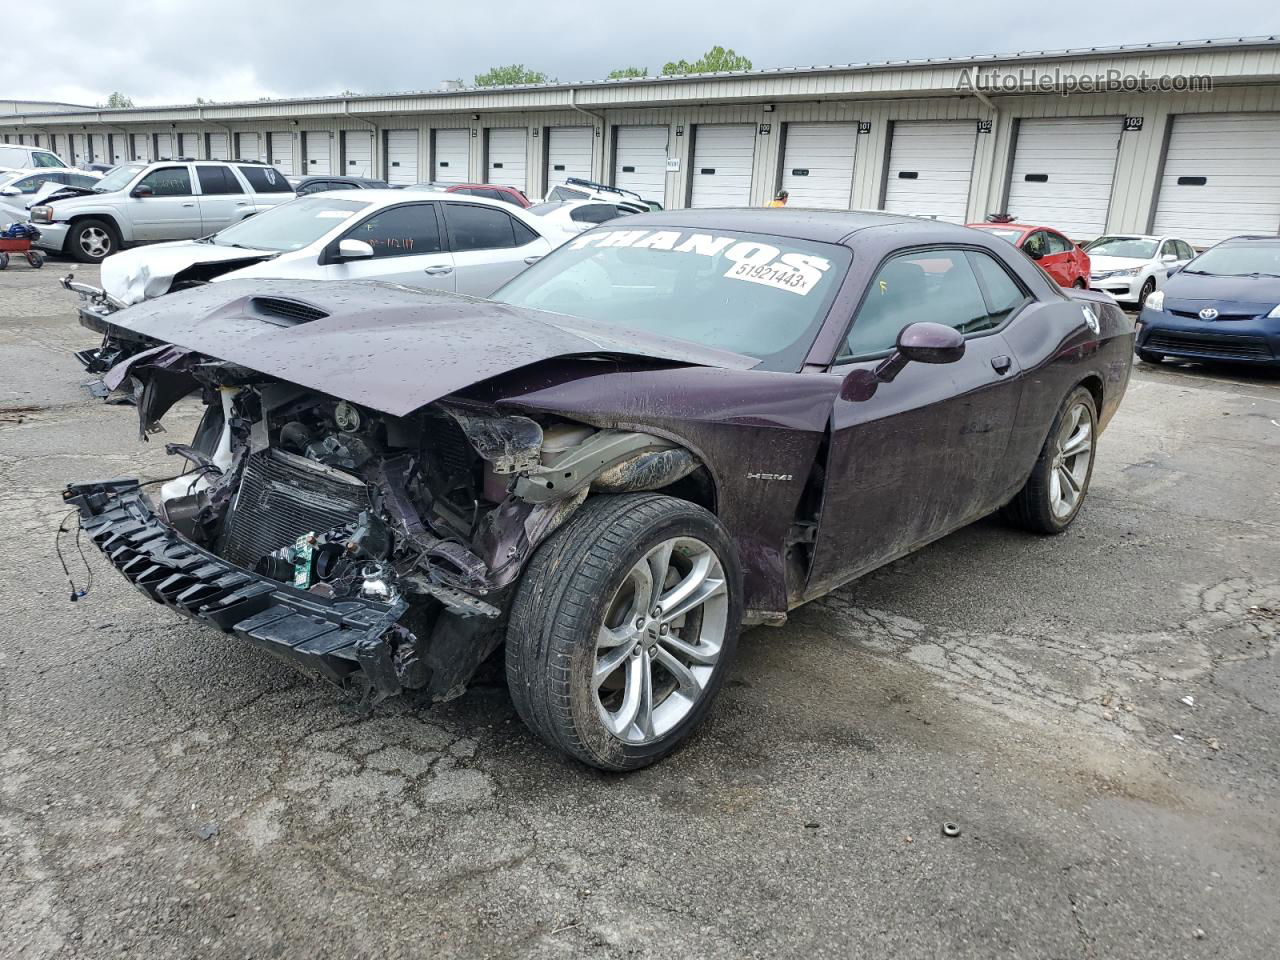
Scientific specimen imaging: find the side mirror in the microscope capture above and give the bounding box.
[0,186,20,197]
[1160,253,1177,263]
[131,184,154,198]
[335,238,374,261]
[840,323,965,402]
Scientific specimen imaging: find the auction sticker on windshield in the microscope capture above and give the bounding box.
[569,229,832,295]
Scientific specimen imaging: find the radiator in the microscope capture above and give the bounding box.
[220,449,371,569]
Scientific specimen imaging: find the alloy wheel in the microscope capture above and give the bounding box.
[1049,400,1094,519]
[593,537,729,745]
[79,227,111,259]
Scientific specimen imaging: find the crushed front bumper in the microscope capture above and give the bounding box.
[64,479,416,703]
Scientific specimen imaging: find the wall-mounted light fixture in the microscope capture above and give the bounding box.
[762,104,775,112]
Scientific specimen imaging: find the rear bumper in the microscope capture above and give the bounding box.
[63,479,415,703]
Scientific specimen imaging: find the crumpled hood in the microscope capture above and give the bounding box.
[101,241,276,305]
[102,278,757,416]
[1089,255,1146,272]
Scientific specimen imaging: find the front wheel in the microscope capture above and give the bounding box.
[1139,276,1156,305]
[506,493,742,771]
[68,219,117,263]
[1004,386,1098,534]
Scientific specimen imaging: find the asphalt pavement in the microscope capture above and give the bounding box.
[1,262,1277,959]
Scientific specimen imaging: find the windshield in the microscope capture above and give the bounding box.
[210,195,369,251]
[978,227,1023,244]
[1183,241,1280,278]
[494,226,851,370]
[1084,237,1158,259]
[94,164,145,193]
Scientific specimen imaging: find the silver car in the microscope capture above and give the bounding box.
[76,189,581,309]
[0,168,101,225]
[29,160,293,263]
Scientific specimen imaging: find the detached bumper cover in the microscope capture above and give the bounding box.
[34,221,69,252]
[64,479,414,702]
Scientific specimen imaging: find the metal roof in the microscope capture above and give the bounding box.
[8,34,1280,119]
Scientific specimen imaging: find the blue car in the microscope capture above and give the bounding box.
[1137,235,1280,366]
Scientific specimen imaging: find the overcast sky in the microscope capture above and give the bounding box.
[12,1,1278,107]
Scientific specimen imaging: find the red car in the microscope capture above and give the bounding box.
[408,181,531,208]
[967,222,1090,289]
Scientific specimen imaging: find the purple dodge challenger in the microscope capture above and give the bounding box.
[65,209,1133,770]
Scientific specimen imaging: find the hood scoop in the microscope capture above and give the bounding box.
[251,296,330,326]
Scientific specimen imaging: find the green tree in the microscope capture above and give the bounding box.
[608,67,647,79]
[105,91,134,108]
[474,64,548,86]
[662,46,752,75]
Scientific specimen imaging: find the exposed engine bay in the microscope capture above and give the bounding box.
[65,350,704,707]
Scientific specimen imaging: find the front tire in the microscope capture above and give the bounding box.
[68,219,117,263]
[1139,276,1156,305]
[1004,386,1098,534]
[506,493,742,771]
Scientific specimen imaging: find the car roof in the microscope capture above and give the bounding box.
[968,222,1062,233]
[310,187,534,215]
[612,207,958,243]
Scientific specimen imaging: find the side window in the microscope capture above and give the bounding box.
[840,249,993,360]
[1045,232,1071,255]
[238,165,292,193]
[328,180,359,191]
[137,166,192,196]
[569,203,619,224]
[196,166,242,195]
[67,174,100,188]
[344,204,443,258]
[967,251,1030,324]
[1178,240,1195,260]
[511,217,539,246]
[33,152,66,168]
[296,180,323,195]
[12,174,57,194]
[1022,231,1048,259]
[442,202,519,251]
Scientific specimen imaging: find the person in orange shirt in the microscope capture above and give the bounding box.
[768,190,789,207]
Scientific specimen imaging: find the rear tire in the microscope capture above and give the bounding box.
[0,252,8,270]
[1136,348,1162,364]
[68,219,117,263]
[506,493,742,771]
[1004,386,1097,535]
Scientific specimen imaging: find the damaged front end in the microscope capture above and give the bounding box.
[65,349,702,708]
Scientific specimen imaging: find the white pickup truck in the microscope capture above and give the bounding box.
[29,160,293,263]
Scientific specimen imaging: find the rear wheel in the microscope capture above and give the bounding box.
[68,219,117,263]
[506,493,741,771]
[0,252,8,270]
[1137,348,1163,364]
[25,250,44,269]
[1005,386,1097,534]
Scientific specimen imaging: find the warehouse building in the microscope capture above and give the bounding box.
[4,36,1280,246]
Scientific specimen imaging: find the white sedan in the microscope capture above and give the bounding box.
[1083,234,1195,306]
[0,168,102,225]
[95,189,580,306]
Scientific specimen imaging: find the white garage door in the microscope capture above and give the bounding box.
[614,125,668,206]
[344,130,373,178]
[109,134,127,164]
[71,135,88,166]
[690,124,756,207]
[206,132,229,160]
[179,133,199,159]
[268,132,294,173]
[90,134,107,163]
[1005,117,1121,241]
[304,132,332,174]
[487,128,527,192]
[385,130,418,185]
[131,134,151,162]
[1153,114,1280,247]
[882,120,977,223]
[780,122,858,209]
[546,126,593,193]
[433,129,469,183]
[236,133,261,162]
[155,133,174,160]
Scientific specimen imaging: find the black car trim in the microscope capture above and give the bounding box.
[63,479,412,704]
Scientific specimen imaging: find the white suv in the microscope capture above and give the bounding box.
[0,144,68,172]
[29,160,293,263]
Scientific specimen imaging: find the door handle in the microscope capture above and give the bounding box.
[181,202,195,207]
[991,355,1012,374]
[423,264,453,275]
[523,255,543,264]
[235,201,250,206]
